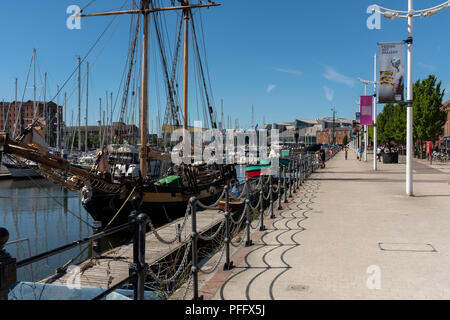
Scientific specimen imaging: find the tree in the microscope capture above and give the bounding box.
[412,75,446,157]
[342,135,348,146]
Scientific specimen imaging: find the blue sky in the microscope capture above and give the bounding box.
[0,0,449,132]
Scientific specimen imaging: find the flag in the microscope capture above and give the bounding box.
[360,96,373,126]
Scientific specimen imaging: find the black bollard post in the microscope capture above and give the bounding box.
[189,197,202,300]
[223,186,234,271]
[0,227,16,301]
[283,166,288,204]
[269,175,275,219]
[277,169,283,210]
[128,210,139,300]
[259,184,266,231]
[245,178,253,247]
[92,221,102,257]
[288,163,293,198]
[293,160,297,193]
[136,213,149,301]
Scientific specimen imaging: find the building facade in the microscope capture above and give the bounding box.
[0,100,62,146]
[441,100,450,153]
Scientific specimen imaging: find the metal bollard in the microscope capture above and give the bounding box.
[189,197,203,300]
[223,186,234,271]
[288,163,293,198]
[0,227,16,301]
[259,185,266,231]
[283,166,288,204]
[128,211,139,300]
[92,221,102,257]
[293,160,298,193]
[269,175,275,219]
[245,178,253,247]
[277,170,283,210]
[136,213,149,301]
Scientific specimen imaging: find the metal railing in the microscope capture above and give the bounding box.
[0,149,339,301]
[0,209,149,300]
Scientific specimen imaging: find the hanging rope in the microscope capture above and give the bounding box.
[104,186,137,230]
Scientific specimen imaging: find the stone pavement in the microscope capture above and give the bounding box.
[172,151,450,300]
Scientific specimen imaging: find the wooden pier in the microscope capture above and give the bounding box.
[40,209,224,289]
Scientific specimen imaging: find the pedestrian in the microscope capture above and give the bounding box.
[377,146,382,162]
[357,146,362,161]
[345,146,348,160]
[319,145,326,168]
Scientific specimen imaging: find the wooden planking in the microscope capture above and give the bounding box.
[40,209,224,289]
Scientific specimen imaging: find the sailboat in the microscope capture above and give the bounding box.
[0,0,236,229]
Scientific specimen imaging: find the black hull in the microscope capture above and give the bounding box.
[84,189,224,229]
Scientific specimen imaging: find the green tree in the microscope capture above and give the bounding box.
[412,75,446,157]
[342,135,348,146]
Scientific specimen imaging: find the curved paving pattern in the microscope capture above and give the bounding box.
[217,179,321,300]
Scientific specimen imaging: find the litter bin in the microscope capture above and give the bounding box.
[382,152,398,164]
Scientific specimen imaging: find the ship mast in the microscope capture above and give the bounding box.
[79,0,221,179]
[182,1,189,131]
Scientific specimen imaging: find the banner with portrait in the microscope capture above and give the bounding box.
[378,42,405,103]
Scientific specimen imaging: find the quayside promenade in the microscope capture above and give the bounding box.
[172,150,450,300]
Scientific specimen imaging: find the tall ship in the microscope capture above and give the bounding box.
[0,0,235,229]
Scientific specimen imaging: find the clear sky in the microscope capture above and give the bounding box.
[0,0,449,132]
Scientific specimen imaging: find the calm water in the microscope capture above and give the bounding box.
[0,165,247,283]
[0,178,94,282]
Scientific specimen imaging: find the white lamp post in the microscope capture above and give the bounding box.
[357,57,379,170]
[371,0,450,196]
[357,78,369,162]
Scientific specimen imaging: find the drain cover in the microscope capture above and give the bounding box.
[378,243,437,252]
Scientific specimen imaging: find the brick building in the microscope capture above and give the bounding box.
[64,122,139,147]
[0,100,62,146]
[441,100,450,153]
[316,127,351,145]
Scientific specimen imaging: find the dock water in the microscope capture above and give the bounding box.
[40,209,224,289]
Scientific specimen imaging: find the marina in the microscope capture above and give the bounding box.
[1,0,450,309]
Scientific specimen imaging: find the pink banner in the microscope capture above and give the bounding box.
[360,96,373,126]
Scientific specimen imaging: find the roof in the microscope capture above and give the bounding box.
[443,100,450,108]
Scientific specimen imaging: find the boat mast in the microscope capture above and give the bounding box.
[14,78,17,134]
[43,72,47,142]
[99,98,102,149]
[77,56,82,151]
[33,49,36,118]
[57,85,60,151]
[182,1,189,131]
[85,62,89,153]
[140,0,150,178]
[110,92,113,144]
[78,0,221,178]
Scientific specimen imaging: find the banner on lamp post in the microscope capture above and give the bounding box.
[378,42,405,103]
[360,96,373,126]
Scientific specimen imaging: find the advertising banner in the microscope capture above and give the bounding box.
[378,42,405,103]
[360,96,373,126]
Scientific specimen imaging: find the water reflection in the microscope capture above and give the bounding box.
[0,179,94,282]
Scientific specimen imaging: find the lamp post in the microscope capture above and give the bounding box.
[372,0,450,196]
[357,62,379,169]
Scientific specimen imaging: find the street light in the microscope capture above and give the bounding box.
[371,0,450,196]
[357,59,379,169]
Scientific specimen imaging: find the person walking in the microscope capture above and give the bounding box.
[345,146,348,160]
[357,146,362,161]
[319,145,326,168]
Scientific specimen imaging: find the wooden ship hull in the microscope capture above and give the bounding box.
[83,167,236,228]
